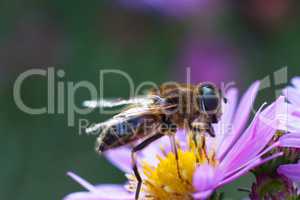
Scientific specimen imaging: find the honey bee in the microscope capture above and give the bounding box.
[84,82,226,200]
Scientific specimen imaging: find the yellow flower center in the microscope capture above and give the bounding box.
[126,133,218,200]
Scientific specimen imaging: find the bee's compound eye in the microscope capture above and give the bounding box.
[198,84,220,112]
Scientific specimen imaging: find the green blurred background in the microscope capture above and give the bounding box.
[1,0,300,199]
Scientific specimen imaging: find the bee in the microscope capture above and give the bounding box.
[84,82,226,200]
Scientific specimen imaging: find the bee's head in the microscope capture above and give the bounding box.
[196,83,223,115]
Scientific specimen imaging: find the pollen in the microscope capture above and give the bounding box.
[125,133,218,200]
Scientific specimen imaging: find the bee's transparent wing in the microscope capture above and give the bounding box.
[85,102,175,134]
[85,106,154,134]
[86,117,125,134]
[83,96,161,109]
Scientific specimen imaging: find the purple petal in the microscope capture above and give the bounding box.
[139,135,170,166]
[291,77,300,90]
[65,172,134,200]
[93,185,134,198]
[293,110,300,118]
[218,81,260,159]
[224,142,280,178]
[193,164,222,193]
[63,185,134,200]
[67,172,96,192]
[276,103,300,132]
[205,87,238,155]
[259,96,299,133]
[64,191,108,200]
[219,152,283,188]
[220,97,284,172]
[283,86,300,106]
[193,190,214,200]
[140,130,188,166]
[104,147,132,173]
[279,133,300,148]
[231,81,260,138]
[175,129,188,144]
[221,88,239,131]
[278,163,300,182]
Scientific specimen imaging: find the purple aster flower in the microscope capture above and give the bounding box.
[64,81,290,200]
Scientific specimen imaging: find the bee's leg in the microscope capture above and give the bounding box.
[211,114,218,123]
[131,133,164,200]
[223,97,228,103]
[169,134,182,180]
[207,123,216,137]
[131,155,142,200]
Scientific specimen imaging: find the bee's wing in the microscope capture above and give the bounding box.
[83,96,162,109]
[113,103,176,118]
[86,117,127,133]
[86,103,175,134]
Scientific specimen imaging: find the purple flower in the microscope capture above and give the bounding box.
[64,81,290,200]
[277,77,300,183]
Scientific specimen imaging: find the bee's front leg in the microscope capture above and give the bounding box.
[207,123,216,137]
[131,133,164,200]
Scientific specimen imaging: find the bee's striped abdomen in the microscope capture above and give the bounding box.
[96,115,158,152]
